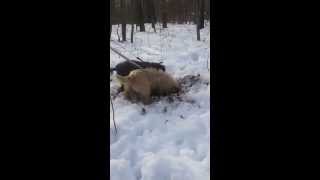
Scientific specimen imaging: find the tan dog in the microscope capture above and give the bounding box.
[116,68,180,105]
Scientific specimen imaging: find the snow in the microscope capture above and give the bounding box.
[110,23,210,180]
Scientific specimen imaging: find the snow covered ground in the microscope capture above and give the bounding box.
[110,23,210,180]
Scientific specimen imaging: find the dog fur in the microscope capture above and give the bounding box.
[116,68,179,105]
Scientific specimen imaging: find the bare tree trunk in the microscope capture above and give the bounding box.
[152,22,156,32]
[120,0,126,41]
[131,24,134,43]
[197,22,200,41]
[121,24,126,41]
[116,24,121,42]
[151,0,157,32]
[161,0,167,28]
[195,0,201,41]
[129,0,135,43]
[137,0,145,32]
[200,0,205,29]
[163,13,167,28]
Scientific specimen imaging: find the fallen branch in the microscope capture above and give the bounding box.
[110,46,143,68]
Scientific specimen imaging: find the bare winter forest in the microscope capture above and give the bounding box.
[110,0,210,41]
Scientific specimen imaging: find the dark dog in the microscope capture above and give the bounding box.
[110,60,165,76]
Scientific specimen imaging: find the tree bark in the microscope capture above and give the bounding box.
[131,24,134,43]
[200,0,205,29]
[161,0,167,28]
[120,0,126,41]
[195,0,201,41]
[137,0,145,32]
[116,24,121,42]
[151,0,157,32]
